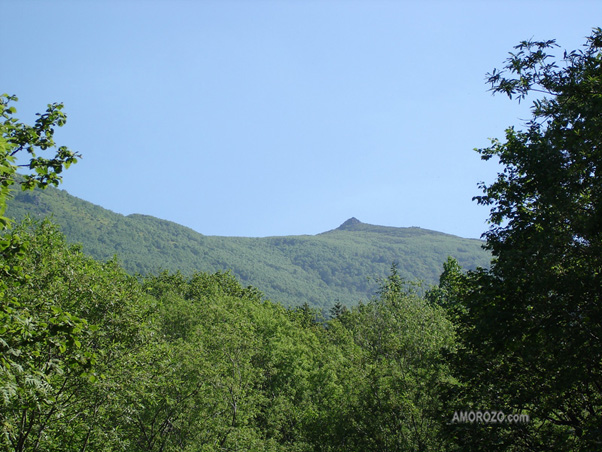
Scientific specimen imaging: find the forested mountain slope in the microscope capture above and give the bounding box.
[6,185,490,308]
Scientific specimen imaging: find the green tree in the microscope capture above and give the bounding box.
[328,301,348,320]
[0,96,86,451]
[450,29,602,450]
[0,219,153,451]
[138,270,332,451]
[426,256,468,325]
[323,265,455,451]
[0,94,79,227]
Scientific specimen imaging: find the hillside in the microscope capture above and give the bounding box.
[6,185,490,309]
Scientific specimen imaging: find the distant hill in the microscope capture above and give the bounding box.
[5,185,490,309]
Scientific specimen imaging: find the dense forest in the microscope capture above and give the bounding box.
[1,29,601,451]
[5,185,490,309]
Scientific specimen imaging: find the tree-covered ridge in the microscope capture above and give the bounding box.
[6,185,490,309]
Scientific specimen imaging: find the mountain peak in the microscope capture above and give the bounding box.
[338,217,362,230]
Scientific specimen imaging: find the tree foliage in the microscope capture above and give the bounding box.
[0,219,153,451]
[0,94,79,228]
[330,265,455,451]
[0,217,458,451]
[447,28,602,450]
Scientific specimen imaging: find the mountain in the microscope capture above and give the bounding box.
[5,185,490,309]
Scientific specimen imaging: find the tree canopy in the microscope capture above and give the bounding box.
[446,28,602,451]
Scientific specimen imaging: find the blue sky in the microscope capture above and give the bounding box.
[3,1,601,238]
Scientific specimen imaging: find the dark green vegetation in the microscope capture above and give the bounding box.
[441,30,602,450]
[6,187,490,309]
[2,28,601,451]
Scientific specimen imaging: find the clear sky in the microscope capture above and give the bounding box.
[3,0,601,238]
